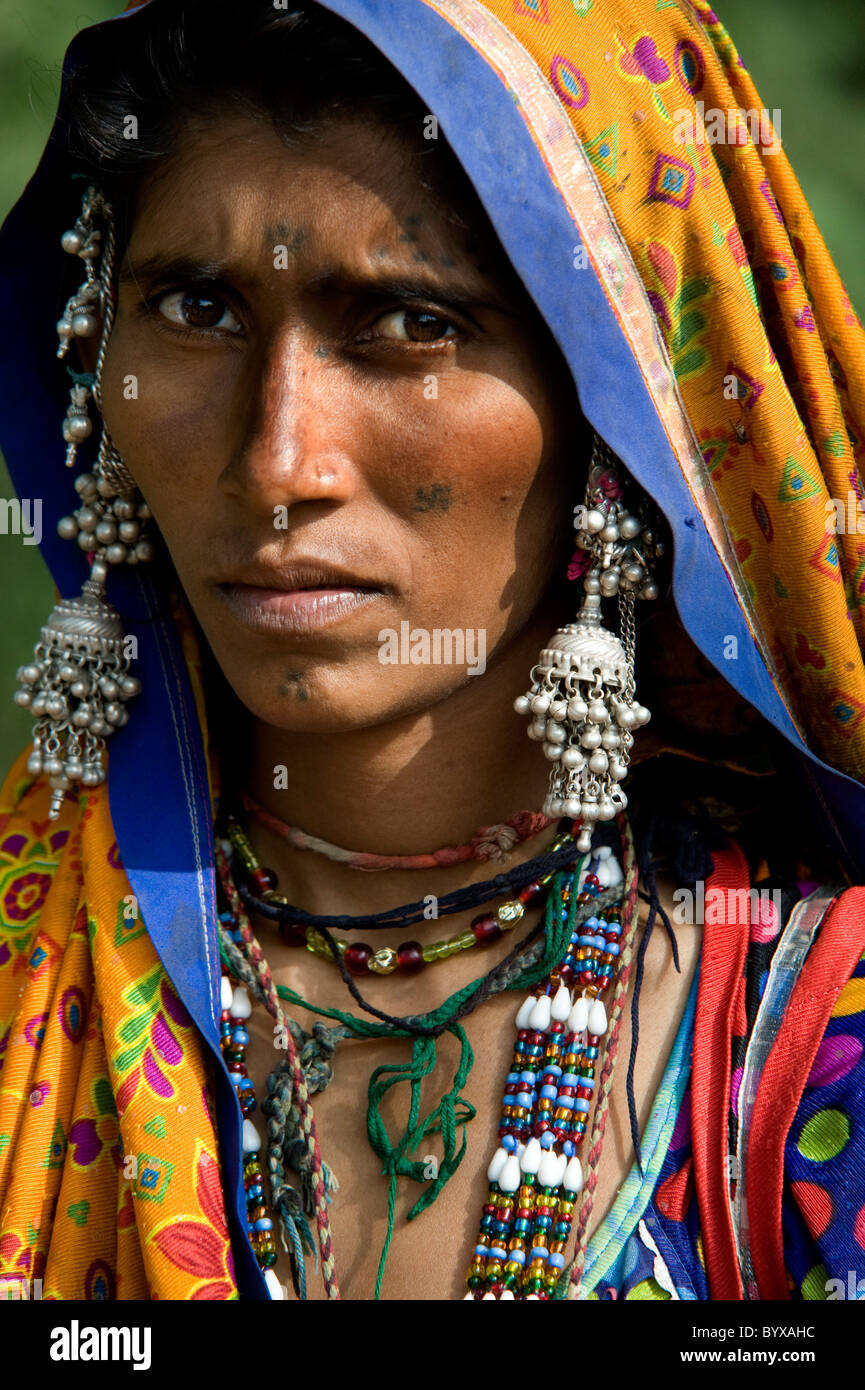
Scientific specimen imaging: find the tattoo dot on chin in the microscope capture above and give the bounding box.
[279,671,309,700]
[414,483,452,513]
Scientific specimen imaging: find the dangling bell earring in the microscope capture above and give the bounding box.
[514,435,662,853]
[13,184,152,819]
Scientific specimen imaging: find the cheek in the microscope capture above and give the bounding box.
[100,331,233,516]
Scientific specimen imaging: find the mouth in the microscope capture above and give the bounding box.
[213,561,388,634]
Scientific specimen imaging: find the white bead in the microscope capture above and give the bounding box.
[588,999,608,1036]
[563,1156,584,1194]
[550,984,572,1022]
[242,1119,261,1154]
[606,857,623,887]
[463,1292,475,1300]
[220,976,234,1012]
[500,1289,516,1300]
[520,1137,542,1174]
[537,1149,562,1188]
[515,994,536,1029]
[482,1291,496,1300]
[487,1146,509,1183]
[568,996,589,1033]
[596,847,611,859]
[528,995,552,1031]
[264,1269,284,1300]
[498,1155,522,1193]
[231,985,252,1019]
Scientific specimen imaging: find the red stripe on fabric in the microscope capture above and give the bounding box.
[748,886,865,1300]
[690,844,751,1300]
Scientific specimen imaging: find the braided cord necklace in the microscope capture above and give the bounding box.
[215,814,640,1300]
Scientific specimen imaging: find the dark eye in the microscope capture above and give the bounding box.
[156,288,242,333]
[374,308,459,343]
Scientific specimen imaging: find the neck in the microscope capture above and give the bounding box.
[242,596,573,917]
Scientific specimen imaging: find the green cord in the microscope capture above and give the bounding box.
[218,861,603,1297]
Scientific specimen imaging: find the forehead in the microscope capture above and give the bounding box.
[125,110,471,260]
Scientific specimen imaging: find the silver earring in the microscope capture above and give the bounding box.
[13,184,151,818]
[514,435,662,852]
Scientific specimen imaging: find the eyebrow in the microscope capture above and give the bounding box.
[117,253,515,316]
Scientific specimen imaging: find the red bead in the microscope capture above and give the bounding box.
[584,874,600,887]
[345,942,373,975]
[579,970,595,985]
[518,880,544,906]
[250,866,277,894]
[396,941,425,974]
[471,913,502,944]
[278,920,307,946]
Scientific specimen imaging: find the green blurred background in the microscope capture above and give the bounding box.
[0,0,864,772]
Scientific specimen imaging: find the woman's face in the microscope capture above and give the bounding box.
[97,111,578,731]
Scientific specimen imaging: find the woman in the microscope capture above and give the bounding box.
[0,0,863,1303]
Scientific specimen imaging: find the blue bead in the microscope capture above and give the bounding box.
[556,1095,575,1110]
[474,1244,489,1257]
[562,1073,578,1087]
[506,1072,521,1084]
[606,942,620,956]
[563,1141,576,1157]
[253,1218,273,1233]
[540,1085,557,1101]
[502,1135,518,1152]
[229,1073,242,1087]
[544,1064,562,1078]
[490,1246,507,1261]
[530,1247,549,1262]
[520,1070,536,1084]
[574,1098,590,1114]
[516,1092,533,1108]
[548,1253,565,1270]
[510,1249,526,1266]
[539,1132,556,1149]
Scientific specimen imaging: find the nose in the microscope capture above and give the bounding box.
[218,327,359,514]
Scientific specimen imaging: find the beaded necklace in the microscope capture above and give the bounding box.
[214,814,639,1300]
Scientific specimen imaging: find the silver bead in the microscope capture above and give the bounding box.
[600,523,619,544]
[117,520,139,544]
[13,689,32,707]
[528,720,547,741]
[70,680,89,698]
[583,572,601,595]
[136,501,152,520]
[71,312,98,337]
[619,514,641,540]
[531,692,551,714]
[112,498,136,519]
[61,230,83,254]
[588,750,609,775]
[19,664,41,685]
[543,742,562,761]
[44,756,63,776]
[514,694,531,715]
[134,540,155,563]
[90,560,108,584]
[74,473,97,496]
[563,797,582,817]
[105,543,128,565]
[95,519,117,544]
[599,571,619,596]
[31,693,47,715]
[99,677,119,699]
[587,700,609,724]
[583,509,606,534]
[549,698,568,720]
[580,726,602,749]
[639,581,659,601]
[81,768,102,787]
[62,415,92,444]
[622,563,644,585]
[104,702,122,724]
[77,533,98,552]
[57,515,79,540]
[76,507,98,532]
[96,475,116,498]
[601,728,621,750]
[545,722,567,744]
[561,747,584,770]
[120,675,141,698]
[567,697,588,721]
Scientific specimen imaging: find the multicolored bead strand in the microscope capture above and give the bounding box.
[219,972,284,1299]
[464,845,625,1299]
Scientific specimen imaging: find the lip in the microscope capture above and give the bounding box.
[218,583,383,633]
